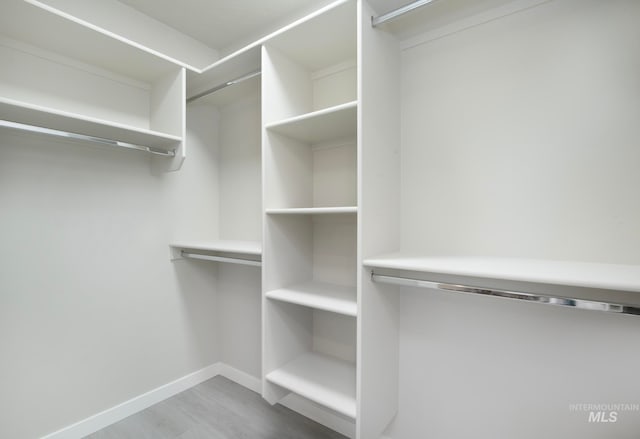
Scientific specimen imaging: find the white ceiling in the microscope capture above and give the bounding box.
[118,0,331,50]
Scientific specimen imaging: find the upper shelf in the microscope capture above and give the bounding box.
[363,254,640,293]
[30,0,218,72]
[265,101,357,144]
[1,0,179,83]
[0,97,181,150]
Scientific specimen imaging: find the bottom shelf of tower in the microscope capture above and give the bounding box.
[265,351,357,420]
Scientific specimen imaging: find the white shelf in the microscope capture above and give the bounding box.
[266,206,357,215]
[266,352,356,419]
[187,45,261,101]
[266,281,357,316]
[0,97,181,150]
[265,101,357,144]
[170,240,262,267]
[1,0,178,82]
[363,254,640,293]
[170,240,262,256]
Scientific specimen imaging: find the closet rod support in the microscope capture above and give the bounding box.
[186,70,261,104]
[371,272,640,316]
[0,120,175,157]
[181,251,262,267]
[371,0,438,27]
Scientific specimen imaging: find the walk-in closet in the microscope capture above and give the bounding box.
[2,0,639,438]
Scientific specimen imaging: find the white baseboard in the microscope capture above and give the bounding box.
[41,363,222,439]
[41,363,356,439]
[218,363,261,393]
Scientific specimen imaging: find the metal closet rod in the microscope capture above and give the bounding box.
[187,70,261,104]
[371,272,640,316]
[0,120,175,157]
[181,250,262,267]
[372,0,438,27]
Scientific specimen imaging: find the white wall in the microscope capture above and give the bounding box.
[388,288,640,439]
[399,0,640,264]
[385,1,640,438]
[218,93,262,242]
[216,92,262,378]
[0,105,221,439]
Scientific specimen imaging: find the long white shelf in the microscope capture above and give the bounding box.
[266,206,357,215]
[1,0,178,83]
[363,254,640,293]
[266,281,357,316]
[266,352,356,419]
[170,240,262,256]
[265,101,357,144]
[0,97,181,150]
[170,240,262,267]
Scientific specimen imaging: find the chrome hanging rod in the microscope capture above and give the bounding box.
[181,251,262,267]
[371,0,438,27]
[0,120,175,157]
[371,272,640,316]
[187,70,261,104]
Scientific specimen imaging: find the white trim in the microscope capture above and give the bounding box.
[40,363,222,439]
[219,364,262,393]
[40,362,353,439]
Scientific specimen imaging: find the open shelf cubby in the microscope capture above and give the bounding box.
[263,300,357,419]
[264,135,357,210]
[265,350,356,419]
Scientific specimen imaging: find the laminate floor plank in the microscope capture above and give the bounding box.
[84,376,348,439]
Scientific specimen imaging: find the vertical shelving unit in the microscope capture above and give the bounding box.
[261,0,359,433]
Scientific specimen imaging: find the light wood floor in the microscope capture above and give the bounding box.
[85,376,348,439]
